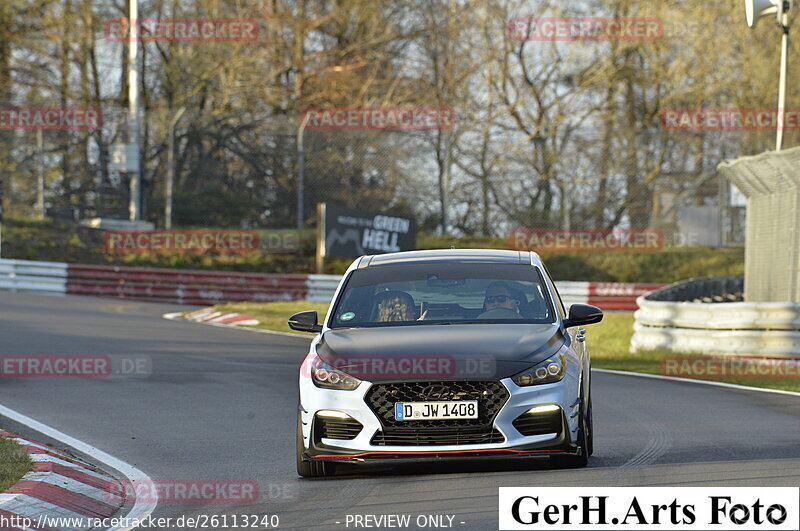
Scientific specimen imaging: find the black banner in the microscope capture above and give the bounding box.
[322,203,416,258]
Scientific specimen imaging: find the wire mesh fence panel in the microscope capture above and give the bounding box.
[0,100,755,260]
[719,146,800,302]
[0,107,744,238]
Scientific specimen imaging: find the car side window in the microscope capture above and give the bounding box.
[540,265,566,318]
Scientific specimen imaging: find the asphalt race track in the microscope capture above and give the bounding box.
[1,291,799,530]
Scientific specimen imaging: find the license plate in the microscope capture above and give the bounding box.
[394,401,478,421]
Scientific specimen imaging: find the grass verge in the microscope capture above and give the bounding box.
[581,312,798,392]
[0,436,32,491]
[211,302,799,393]
[214,301,330,335]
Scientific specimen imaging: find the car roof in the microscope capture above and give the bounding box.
[360,249,539,268]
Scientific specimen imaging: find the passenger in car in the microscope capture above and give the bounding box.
[375,290,417,322]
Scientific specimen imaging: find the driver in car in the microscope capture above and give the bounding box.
[478,281,523,319]
[375,291,429,322]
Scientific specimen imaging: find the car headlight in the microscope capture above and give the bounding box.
[512,353,566,386]
[311,357,361,390]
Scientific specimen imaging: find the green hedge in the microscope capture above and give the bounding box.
[1,218,743,282]
[416,235,743,283]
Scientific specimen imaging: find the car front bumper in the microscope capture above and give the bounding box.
[299,372,581,464]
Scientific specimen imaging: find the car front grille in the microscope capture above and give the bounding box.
[512,408,563,436]
[371,426,505,446]
[314,415,363,440]
[365,380,510,430]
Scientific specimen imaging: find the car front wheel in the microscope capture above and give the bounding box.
[551,392,589,469]
[296,408,336,477]
[586,392,594,457]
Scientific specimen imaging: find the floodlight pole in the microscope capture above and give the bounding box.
[296,112,310,230]
[776,8,790,151]
[128,0,142,221]
[37,128,45,219]
[165,106,185,229]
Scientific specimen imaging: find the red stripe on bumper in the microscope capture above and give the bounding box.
[313,448,566,458]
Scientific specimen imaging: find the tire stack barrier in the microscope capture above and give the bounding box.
[632,275,800,356]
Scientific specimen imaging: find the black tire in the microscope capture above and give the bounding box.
[296,408,336,477]
[551,391,590,469]
[586,392,594,457]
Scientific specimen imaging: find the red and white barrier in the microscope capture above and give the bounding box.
[65,264,308,305]
[0,259,663,310]
[307,277,666,311]
[553,281,590,308]
[588,282,666,310]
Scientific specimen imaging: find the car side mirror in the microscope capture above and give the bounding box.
[562,304,603,329]
[288,311,323,333]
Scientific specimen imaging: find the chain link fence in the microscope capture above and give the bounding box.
[0,103,746,247]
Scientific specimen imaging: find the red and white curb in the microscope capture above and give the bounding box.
[0,430,126,530]
[163,309,305,339]
[180,307,259,326]
[0,404,156,531]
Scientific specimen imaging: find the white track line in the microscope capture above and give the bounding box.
[0,404,156,531]
[593,368,800,397]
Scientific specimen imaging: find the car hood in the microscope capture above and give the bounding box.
[315,323,565,381]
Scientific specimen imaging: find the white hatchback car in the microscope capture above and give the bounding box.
[291,249,602,477]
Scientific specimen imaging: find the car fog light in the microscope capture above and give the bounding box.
[525,404,560,415]
[317,410,353,419]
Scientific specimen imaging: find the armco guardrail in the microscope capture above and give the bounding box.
[66,264,308,305]
[0,259,662,309]
[0,259,67,294]
[307,274,342,303]
[307,275,662,310]
[588,282,665,310]
[632,275,800,356]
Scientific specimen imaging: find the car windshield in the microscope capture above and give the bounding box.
[329,263,555,328]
